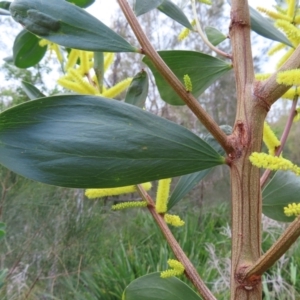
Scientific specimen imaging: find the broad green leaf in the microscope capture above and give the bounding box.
[134,0,163,16]
[10,0,137,53]
[123,272,201,300]
[125,69,149,108]
[13,29,47,69]
[168,125,232,210]
[0,95,224,188]
[66,0,94,8]
[262,170,300,222]
[205,26,227,46]
[143,50,232,105]
[250,7,293,47]
[157,0,193,30]
[21,81,45,100]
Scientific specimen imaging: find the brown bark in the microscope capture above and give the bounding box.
[229,1,268,299]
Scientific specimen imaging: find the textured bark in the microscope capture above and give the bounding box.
[229,1,267,299]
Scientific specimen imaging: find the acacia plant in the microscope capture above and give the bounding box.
[1,0,300,299]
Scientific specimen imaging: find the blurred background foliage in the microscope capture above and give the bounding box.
[0,0,300,299]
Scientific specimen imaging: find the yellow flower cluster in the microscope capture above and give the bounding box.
[164,214,185,227]
[111,201,148,210]
[155,178,172,213]
[183,74,193,92]
[257,0,300,98]
[249,152,300,176]
[277,69,300,86]
[284,203,300,217]
[85,182,152,199]
[39,39,63,63]
[281,87,300,100]
[255,73,271,81]
[160,259,185,278]
[56,49,132,98]
[178,20,196,41]
[263,122,281,156]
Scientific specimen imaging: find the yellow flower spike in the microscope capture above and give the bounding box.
[160,259,185,278]
[275,20,300,46]
[197,0,212,4]
[183,74,192,92]
[277,48,294,69]
[67,68,99,94]
[104,52,115,73]
[79,50,91,75]
[282,88,300,100]
[85,182,152,199]
[39,39,50,47]
[263,122,281,156]
[164,214,185,227]
[57,77,88,94]
[255,73,272,81]
[287,0,296,18]
[249,152,300,176]
[268,43,286,56]
[111,201,147,211]
[155,178,172,213]
[257,7,292,22]
[65,49,81,71]
[49,43,63,63]
[178,20,196,41]
[102,77,132,98]
[284,203,300,217]
[277,69,300,86]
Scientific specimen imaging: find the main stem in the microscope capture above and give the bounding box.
[229,1,267,299]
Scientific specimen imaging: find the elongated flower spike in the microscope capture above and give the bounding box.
[104,52,115,73]
[275,19,300,46]
[39,39,63,63]
[183,74,193,92]
[284,203,300,217]
[178,20,196,41]
[255,73,271,81]
[164,214,185,227]
[287,0,296,18]
[112,201,148,210]
[249,152,300,176]
[160,259,185,278]
[155,178,172,213]
[282,87,300,100]
[85,182,152,199]
[197,0,212,4]
[102,77,132,98]
[64,49,81,71]
[277,69,300,86]
[268,43,286,56]
[263,122,281,156]
[257,7,292,22]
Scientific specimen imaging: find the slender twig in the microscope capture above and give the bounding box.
[244,216,300,279]
[260,96,298,187]
[117,0,232,154]
[136,184,216,300]
[191,0,231,59]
